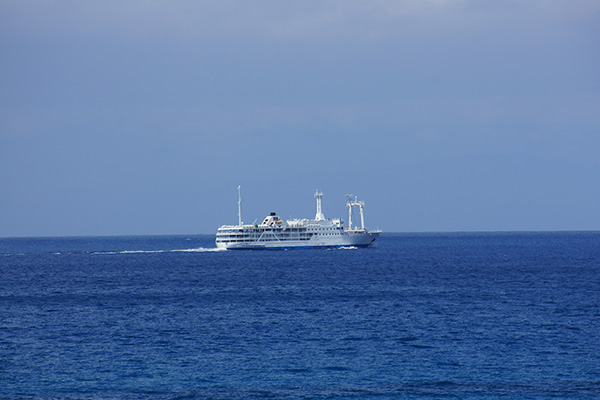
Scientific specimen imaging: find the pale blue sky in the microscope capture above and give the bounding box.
[1,0,599,236]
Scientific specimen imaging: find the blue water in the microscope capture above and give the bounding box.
[1,232,599,399]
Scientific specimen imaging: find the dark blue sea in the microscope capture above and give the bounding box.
[1,232,599,399]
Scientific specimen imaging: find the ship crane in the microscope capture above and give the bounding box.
[346,194,365,232]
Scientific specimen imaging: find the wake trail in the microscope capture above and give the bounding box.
[92,247,227,255]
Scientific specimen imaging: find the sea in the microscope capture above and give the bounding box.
[1,232,599,399]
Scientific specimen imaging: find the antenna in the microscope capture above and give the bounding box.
[238,185,243,226]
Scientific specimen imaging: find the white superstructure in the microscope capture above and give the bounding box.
[216,188,381,249]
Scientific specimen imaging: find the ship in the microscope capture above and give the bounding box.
[215,187,381,249]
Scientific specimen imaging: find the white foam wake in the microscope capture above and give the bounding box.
[92,247,226,255]
[172,247,227,253]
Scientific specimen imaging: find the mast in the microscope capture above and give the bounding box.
[238,185,243,226]
[346,194,353,230]
[315,190,324,221]
[359,200,365,230]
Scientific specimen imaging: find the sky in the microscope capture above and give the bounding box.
[1,0,599,237]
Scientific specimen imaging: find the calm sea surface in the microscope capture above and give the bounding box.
[1,232,599,399]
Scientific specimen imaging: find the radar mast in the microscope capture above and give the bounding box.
[315,190,325,221]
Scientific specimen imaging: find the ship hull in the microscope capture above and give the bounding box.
[216,231,380,250]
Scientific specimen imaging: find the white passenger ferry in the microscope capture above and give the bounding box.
[216,187,381,249]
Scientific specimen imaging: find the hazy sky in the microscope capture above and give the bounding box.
[1,0,599,236]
